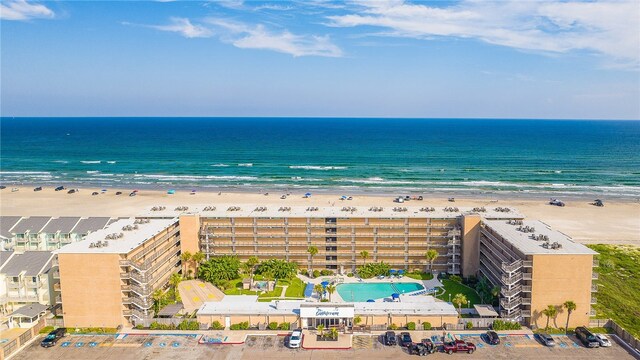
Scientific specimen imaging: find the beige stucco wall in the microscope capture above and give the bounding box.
[529,254,593,329]
[179,215,200,254]
[461,215,481,278]
[58,253,124,328]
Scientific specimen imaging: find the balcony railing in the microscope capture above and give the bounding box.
[131,296,153,310]
[521,297,531,305]
[501,272,523,285]
[500,309,521,319]
[501,260,523,273]
[590,309,597,316]
[521,285,531,292]
[522,273,532,281]
[52,270,60,279]
[53,283,61,291]
[522,260,533,267]
[7,295,39,302]
[500,285,522,298]
[591,297,597,304]
[593,259,599,267]
[592,272,599,280]
[591,284,598,292]
[500,297,522,310]
[55,295,62,304]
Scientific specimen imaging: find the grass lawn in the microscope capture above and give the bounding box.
[258,286,284,298]
[436,279,482,307]
[404,272,434,280]
[588,244,640,338]
[285,277,305,297]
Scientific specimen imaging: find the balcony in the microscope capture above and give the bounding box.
[521,285,531,292]
[521,310,531,317]
[591,284,598,292]
[593,259,599,267]
[500,309,521,319]
[500,297,522,310]
[521,297,531,305]
[131,296,153,310]
[522,260,533,267]
[522,273,532,281]
[120,272,130,280]
[52,270,60,279]
[501,272,523,286]
[53,282,61,291]
[500,285,522,298]
[7,294,39,302]
[122,309,132,316]
[131,284,153,297]
[55,295,62,304]
[591,297,597,304]
[122,297,132,305]
[501,260,523,273]
[590,309,597,316]
[592,272,599,280]
[7,282,20,289]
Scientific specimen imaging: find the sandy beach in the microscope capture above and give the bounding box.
[1,186,638,245]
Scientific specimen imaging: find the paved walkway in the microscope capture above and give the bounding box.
[177,280,224,313]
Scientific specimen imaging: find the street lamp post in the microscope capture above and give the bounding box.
[448,294,451,302]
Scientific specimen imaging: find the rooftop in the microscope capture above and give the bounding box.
[0,251,54,276]
[56,218,178,254]
[483,219,598,255]
[0,216,22,239]
[41,217,81,234]
[71,217,112,235]
[9,303,48,319]
[139,204,523,220]
[10,216,51,234]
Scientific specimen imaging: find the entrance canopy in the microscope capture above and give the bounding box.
[474,304,499,318]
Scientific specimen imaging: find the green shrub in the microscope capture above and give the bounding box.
[358,262,391,279]
[312,270,321,278]
[465,322,473,330]
[449,275,462,283]
[299,269,309,276]
[346,272,354,277]
[406,322,416,330]
[389,323,398,330]
[279,322,290,330]
[210,321,224,330]
[134,324,145,330]
[268,322,278,330]
[492,320,522,330]
[230,321,249,330]
[39,326,54,334]
[178,320,199,330]
[149,322,177,330]
[422,322,432,330]
[320,298,329,302]
[255,259,298,279]
[320,270,333,276]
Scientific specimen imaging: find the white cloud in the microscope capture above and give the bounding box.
[327,0,640,67]
[0,0,54,21]
[151,17,213,38]
[207,18,343,57]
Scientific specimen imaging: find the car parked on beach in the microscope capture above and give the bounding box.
[442,340,476,354]
[55,186,65,191]
[575,327,600,348]
[41,328,66,348]
[535,333,556,347]
[383,331,397,346]
[288,329,302,349]
[549,198,565,207]
[420,339,437,353]
[399,332,413,347]
[408,343,430,356]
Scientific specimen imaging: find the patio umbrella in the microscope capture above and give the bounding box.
[321,281,330,288]
[101,189,107,192]
[397,270,405,275]
[167,189,175,194]
[391,293,400,299]
[305,192,312,197]
[366,299,375,303]
[389,269,397,274]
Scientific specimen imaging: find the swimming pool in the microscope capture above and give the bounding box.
[336,282,425,302]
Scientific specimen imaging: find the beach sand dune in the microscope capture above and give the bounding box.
[1,187,638,245]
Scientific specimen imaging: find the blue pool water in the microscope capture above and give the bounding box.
[336,282,425,302]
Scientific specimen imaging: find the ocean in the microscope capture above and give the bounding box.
[1,118,639,199]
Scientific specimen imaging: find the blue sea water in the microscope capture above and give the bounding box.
[1,118,639,198]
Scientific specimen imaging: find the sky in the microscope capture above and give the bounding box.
[1,0,639,119]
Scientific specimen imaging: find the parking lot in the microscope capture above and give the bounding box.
[10,332,638,360]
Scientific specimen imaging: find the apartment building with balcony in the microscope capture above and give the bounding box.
[460,215,597,328]
[56,218,181,328]
[1,216,114,251]
[0,251,58,314]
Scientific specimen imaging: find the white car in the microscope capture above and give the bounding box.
[289,329,303,348]
[595,334,612,347]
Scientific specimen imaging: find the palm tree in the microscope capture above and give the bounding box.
[452,293,468,317]
[563,300,577,334]
[491,285,501,305]
[192,251,205,276]
[425,250,438,273]
[316,324,324,336]
[541,305,558,330]
[307,246,318,275]
[152,289,165,315]
[360,250,369,266]
[245,256,259,282]
[326,284,336,302]
[169,273,183,302]
[314,283,324,300]
[180,251,192,275]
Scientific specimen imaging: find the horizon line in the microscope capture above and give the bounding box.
[2,116,639,121]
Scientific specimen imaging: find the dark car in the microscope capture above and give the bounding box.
[67,189,76,194]
[420,339,437,354]
[55,186,65,191]
[575,327,600,348]
[34,186,43,191]
[383,331,397,346]
[409,343,429,356]
[0,185,7,190]
[535,333,555,347]
[41,328,66,348]
[115,191,123,195]
[442,340,476,354]
[399,332,413,347]
[485,331,500,345]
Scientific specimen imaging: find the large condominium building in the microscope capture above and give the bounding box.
[460,215,598,329]
[171,205,522,275]
[0,251,59,315]
[0,216,116,251]
[56,218,181,328]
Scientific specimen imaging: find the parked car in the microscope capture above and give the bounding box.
[115,191,123,195]
[55,186,65,191]
[549,198,565,207]
[575,327,600,348]
[592,199,604,207]
[535,333,556,347]
[288,329,302,349]
[595,334,611,347]
[33,186,43,191]
[442,340,476,354]
[0,185,6,190]
[485,331,500,345]
[399,332,413,347]
[92,191,99,195]
[409,343,430,356]
[420,339,437,353]
[383,331,397,346]
[41,328,66,348]
[67,189,76,194]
